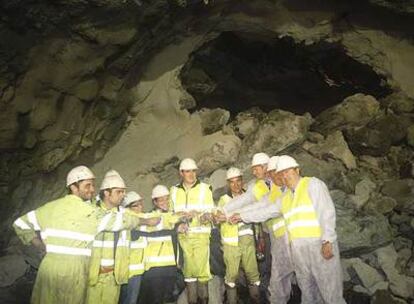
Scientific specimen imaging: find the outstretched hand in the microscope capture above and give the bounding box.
[213,210,227,223]
[140,217,161,226]
[228,213,242,224]
[200,212,213,224]
[177,223,189,233]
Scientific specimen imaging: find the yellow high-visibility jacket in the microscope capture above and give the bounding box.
[281,177,322,241]
[13,195,143,304]
[141,210,181,270]
[218,193,254,246]
[88,204,131,285]
[265,185,287,239]
[169,180,214,239]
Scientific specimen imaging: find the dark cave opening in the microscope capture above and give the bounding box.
[179,31,392,116]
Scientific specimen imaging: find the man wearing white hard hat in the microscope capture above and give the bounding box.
[138,185,187,303]
[119,191,146,304]
[217,167,261,304]
[86,170,132,304]
[229,156,294,304]
[12,166,159,304]
[216,153,272,301]
[230,155,346,304]
[222,152,271,216]
[169,158,214,304]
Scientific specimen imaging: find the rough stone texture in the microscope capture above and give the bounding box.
[288,149,348,190]
[346,258,387,295]
[365,194,397,214]
[382,92,414,114]
[381,179,414,214]
[349,178,377,210]
[0,255,28,287]
[371,289,408,304]
[337,207,393,257]
[345,114,408,156]
[376,245,414,299]
[407,124,414,147]
[1,1,414,303]
[312,94,381,135]
[305,130,357,169]
[196,108,230,135]
[237,109,312,165]
[230,108,265,139]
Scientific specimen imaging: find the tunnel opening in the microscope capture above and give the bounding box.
[179,31,392,116]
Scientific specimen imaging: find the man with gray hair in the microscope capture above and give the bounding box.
[228,155,346,304]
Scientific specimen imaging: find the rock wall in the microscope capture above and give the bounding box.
[0,0,413,302]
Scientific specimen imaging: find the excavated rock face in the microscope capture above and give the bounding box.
[1,0,414,303]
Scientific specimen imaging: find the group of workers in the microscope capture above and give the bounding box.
[13,152,346,304]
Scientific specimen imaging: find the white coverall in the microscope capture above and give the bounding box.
[233,177,346,304]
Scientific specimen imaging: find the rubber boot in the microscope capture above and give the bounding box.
[187,281,198,304]
[197,281,209,304]
[249,285,260,304]
[225,285,238,304]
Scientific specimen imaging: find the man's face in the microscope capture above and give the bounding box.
[180,169,197,185]
[280,168,300,190]
[251,165,267,179]
[228,176,243,195]
[128,200,144,214]
[106,188,126,207]
[154,195,169,211]
[71,179,95,201]
[268,170,284,187]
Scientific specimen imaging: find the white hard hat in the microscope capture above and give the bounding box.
[251,152,270,167]
[152,185,170,199]
[100,170,126,190]
[226,167,242,180]
[179,158,198,171]
[267,156,280,172]
[66,165,95,187]
[276,155,300,173]
[122,191,143,208]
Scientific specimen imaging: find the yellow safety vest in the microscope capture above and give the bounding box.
[169,181,214,238]
[265,185,287,239]
[252,179,270,201]
[125,209,147,278]
[218,194,254,246]
[281,177,322,241]
[141,210,180,270]
[89,205,130,285]
[12,195,145,304]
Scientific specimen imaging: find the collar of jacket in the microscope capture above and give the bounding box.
[152,207,168,213]
[176,179,201,190]
[96,201,119,212]
[227,188,246,198]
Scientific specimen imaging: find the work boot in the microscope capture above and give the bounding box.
[248,284,260,304]
[197,281,209,304]
[187,281,198,304]
[225,285,238,304]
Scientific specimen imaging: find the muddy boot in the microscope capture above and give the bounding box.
[187,281,198,304]
[249,284,260,304]
[225,285,238,304]
[197,281,209,304]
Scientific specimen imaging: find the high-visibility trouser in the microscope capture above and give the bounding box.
[178,235,211,283]
[268,233,294,304]
[31,254,90,304]
[222,235,260,287]
[290,240,346,304]
[86,272,120,304]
